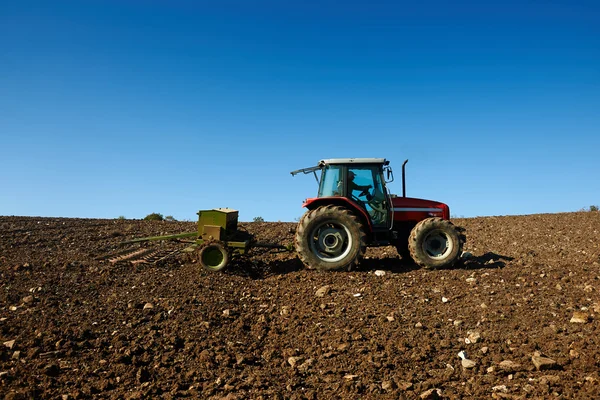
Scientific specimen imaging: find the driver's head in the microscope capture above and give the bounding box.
[348,171,355,181]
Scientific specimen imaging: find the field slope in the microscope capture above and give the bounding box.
[1,212,600,399]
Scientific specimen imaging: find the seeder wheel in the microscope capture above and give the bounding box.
[198,241,229,272]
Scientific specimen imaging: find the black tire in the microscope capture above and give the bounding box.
[408,218,462,269]
[198,242,229,272]
[295,205,366,271]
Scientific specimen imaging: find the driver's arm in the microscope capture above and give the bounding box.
[352,183,372,196]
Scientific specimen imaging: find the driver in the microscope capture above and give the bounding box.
[347,171,372,197]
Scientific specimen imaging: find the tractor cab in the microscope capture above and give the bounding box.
[291,158,394,230]
[316,159,392,228]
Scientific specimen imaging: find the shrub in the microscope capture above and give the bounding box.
[590,205,599,212]
[253,216,265,222]
[117,216,126,220]
[144,213,164,221]
[165,215,177,222]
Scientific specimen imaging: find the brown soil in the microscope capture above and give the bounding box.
[1,212,600,399]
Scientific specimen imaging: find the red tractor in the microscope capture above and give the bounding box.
[291,158,464,271]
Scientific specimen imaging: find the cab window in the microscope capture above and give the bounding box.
[318,165,342,197]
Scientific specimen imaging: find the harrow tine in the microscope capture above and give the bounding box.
[108,248,156,263]
[131,248,182,265]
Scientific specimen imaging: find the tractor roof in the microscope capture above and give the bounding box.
[290,158,390,177]
[320,158,388,166]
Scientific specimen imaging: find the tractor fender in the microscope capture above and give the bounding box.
[302,197,373,232]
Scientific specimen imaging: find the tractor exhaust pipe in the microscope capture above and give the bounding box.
[402,159,408,197]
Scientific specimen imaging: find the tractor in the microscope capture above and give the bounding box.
[291,158,464,271]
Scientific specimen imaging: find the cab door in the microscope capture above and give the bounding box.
[347,166,390,228]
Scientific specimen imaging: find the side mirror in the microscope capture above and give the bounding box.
[385,167,394,183]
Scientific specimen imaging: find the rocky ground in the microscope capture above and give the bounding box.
[1,212,600,399]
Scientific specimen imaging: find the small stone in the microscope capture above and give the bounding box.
[398,381,413,390]
[467,331,481,344]
[344,374,359,380]
[11,351,20,360]
[569,349,579,358]
[420,388,442,399]
[492,385,508,393]
[498,360,521,372]
[457,350,468,360]
[532,354,557,371]
[374,270,386,277]
[481,347,489,354]
[0,371,9,379]
[315,285,331,297]
[487,366,495,373]
[466,277,477,284]
[386,315,395,322]
[222,309,231,316]
[462,359,477,369]
[287,356,303,368]
[453,320,463,326]
[381,380,394,390]
[22,295,34,304]
[297,358,313,372]
[415,322,423,329]
[540,375,560,385]
[480,303,488,309]
[3,340,15,349]
[523,384,535,393]
[570,312,588,324]
[337,343,349,351]
[442,297,449,303]
[143,303,154,310]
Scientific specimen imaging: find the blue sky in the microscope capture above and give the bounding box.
[1,0,599,221]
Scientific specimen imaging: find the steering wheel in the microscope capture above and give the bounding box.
[367,198,387,214]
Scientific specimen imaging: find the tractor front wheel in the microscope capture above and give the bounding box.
[409,218,462,269]
[295,205,366,271]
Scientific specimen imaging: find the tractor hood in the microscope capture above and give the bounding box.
[391,196,450,220]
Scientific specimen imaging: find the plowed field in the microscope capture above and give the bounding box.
[1,212,600,399]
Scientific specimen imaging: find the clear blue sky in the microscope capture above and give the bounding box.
[1,0,599,221]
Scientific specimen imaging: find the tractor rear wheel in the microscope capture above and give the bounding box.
[409,218,462,269]
[295,205,366,271]
[198,241,229,272]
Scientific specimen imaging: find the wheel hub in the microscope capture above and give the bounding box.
[318,228,345,255]
[423,231,452,259]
